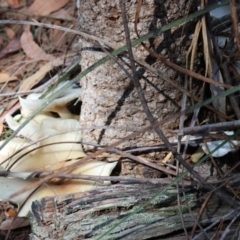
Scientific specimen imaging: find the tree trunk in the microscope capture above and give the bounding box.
[78,0,199,151]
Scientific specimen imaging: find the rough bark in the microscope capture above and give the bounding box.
[78,0,199,151]
[29,183,239,240]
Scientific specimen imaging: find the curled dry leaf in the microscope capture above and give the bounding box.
[49,20,65,47]
[0,38,21,59]
[0,101,20,124]
[4,27,15,40]
[20,26,54,61]
[28,0,70,16]
[0,123,3,135]
[191,146,204,163]
[6,0,23,9]
[19,54,75,91]
[0,217,29,230]
[50,9,75,21]
[0,72,18,83]
[209,62,226,119]
[4,205,17,218]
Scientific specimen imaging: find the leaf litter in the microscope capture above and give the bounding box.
[0,0,79,236]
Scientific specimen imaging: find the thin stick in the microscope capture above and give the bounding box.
[0,171,194,187]
[0,20,118,49]
[173,119,240,135]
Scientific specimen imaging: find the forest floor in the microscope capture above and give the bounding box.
[1,0,240,239]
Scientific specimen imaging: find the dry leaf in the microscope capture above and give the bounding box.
[191,146,204,163]
[0,122,3,135]
[162,151,172,163]
[0,217,29,230]
[0,38,21,59]
[5,206,17,218]
[209,61,226,119]
[0,101,20,123]
[4,27,15,39]
[6,0,23,8]
[0,72,18,83]
[49,20,64,47]
[20,26,54,61]
[19,56,69,91]
[28,0,70,16]
[50,8,75,21]
[0,37,4,46]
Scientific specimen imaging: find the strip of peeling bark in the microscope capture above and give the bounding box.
[29,182,239,239]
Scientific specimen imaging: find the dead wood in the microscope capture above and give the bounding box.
[29,182,239,240]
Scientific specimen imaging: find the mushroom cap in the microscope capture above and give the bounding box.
[0,118,85,172]
[19,81,82,119]
[0,160,117,216]
[0,82,117,216]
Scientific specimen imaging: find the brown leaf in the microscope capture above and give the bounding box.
[0,37,4,46]
[0,101,20,123]
[49,20,64,47]
[0,38,21,59]
[20,26,54,61]
[0,122,3,135]
[28,0,70,16]
[4,27,15,39]
[0,72,18,83]
[5,206,18,218]
[19,54,73,91]
[50,8,75,21]
[0,217,29,230]
[6,0,23,9]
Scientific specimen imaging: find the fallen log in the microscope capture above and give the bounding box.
[29,182,239,239]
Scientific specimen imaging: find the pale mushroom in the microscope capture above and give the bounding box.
[19,81,82,120]
[0,83,117,216]
[1,117,85,172]
[0,160,117,216]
